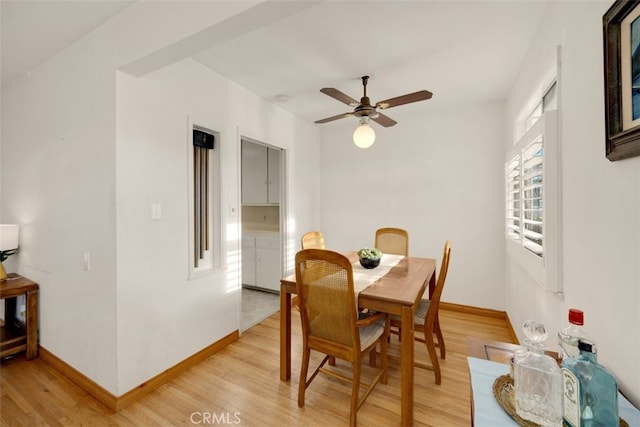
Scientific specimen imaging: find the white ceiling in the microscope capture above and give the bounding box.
[0,0,135,86]
[1,0,549,125]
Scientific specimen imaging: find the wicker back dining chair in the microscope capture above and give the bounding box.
[295,249,389,427]
[390,240,451,385]
[301,231,326,250]
[374,227,409,256]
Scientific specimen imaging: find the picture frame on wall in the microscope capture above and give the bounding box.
[604,0,640,161]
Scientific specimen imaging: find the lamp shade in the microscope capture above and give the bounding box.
[353,120,376,148]
[0,224,19,251]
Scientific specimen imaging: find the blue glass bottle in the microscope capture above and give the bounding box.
[561,339,619,427]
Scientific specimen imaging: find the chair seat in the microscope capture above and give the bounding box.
[359,317,386,350]
[309,314,386,350]
[390,298,430,325]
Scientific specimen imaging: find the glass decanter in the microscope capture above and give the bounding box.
[514,320,563,426]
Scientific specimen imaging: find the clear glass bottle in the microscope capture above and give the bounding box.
[558,309,591,359]
[561,339,619,427]
[514,320,563,426]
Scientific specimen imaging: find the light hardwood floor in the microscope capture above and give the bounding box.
[1,307,515,426]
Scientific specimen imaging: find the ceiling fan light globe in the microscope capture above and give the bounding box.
[353,123,375,148]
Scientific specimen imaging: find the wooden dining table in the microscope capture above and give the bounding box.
[279,252,436,426]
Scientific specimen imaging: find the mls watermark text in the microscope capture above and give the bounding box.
[190,411,241,425]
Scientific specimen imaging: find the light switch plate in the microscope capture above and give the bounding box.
[151,203,162,220]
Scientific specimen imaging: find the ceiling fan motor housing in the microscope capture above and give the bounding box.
[354,97,376,117]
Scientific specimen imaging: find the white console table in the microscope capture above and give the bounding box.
[466,337,640,427]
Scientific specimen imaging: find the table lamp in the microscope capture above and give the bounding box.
[0,224,19,280]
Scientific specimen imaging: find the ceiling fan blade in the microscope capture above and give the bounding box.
[320,88,359,107]
[375,90,433,109]
[370,112,397,127]
[315,112,353,124]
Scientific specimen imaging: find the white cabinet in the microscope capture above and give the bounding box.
[255,236,281,291]
[241,141,280,205]
[267,147,280,203]
[242,235,257,287]
[242,232,281,292]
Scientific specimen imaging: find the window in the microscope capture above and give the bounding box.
[506,128,543,256]
[188,121,221,278]
[525,101,543,131]
[505,81,561,292]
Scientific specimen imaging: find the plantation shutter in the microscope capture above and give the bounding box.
[505,119,545,259]
[522,138,543,256]
[505,156,521,241]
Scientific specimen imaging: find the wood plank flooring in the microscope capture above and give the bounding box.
[1,307,515,426]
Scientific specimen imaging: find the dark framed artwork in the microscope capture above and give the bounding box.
[604,0,640,161]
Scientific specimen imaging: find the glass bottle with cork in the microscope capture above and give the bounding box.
[514,320,563,426]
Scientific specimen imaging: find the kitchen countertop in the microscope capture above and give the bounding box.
[242,226,279,234]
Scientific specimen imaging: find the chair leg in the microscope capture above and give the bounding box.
[350,358,361,427]
[424,326,441,385]
[381,329,388,385]
[434,314,446,359]
[298,347,311,407]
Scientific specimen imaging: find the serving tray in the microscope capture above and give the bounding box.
[492,375,628,427]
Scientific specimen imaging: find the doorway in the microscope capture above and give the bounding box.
[239,138,285,331]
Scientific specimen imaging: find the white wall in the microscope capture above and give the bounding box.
[115,59,319,393]
[506,1,640,405]
[1,27,119,391]
[318,102,506,309]
[1,4,321,396]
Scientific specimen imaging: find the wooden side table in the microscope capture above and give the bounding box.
[466,336,561,363]
[0,274,38,360]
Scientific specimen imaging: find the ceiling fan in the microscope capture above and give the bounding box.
[314,75,433,128]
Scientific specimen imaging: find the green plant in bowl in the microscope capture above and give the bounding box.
[358,247,382,269]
